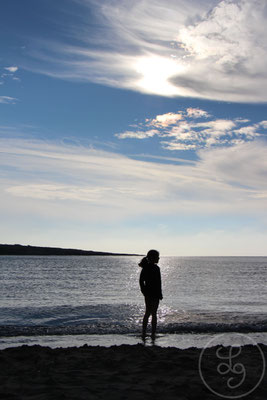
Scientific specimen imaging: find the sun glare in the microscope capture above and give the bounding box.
[135,56,185,96]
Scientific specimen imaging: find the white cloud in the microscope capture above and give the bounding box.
[167,123,196,140]
[194,119,236,133]
[259,121,267,129]
[0,96,17,104]
[1,136,267,254]
[4,66,18,73]
[1,137,267,220]
[198,140,267,190]
[25,0,267,102]
[233,125,260,138]
[132,153,196,164]
[150,112,183,127]
[116,108,267,150]
[1,66,19,86]
[115,129,158,139]
[186,108,210,118]
[161,141,197,150]
[6,184,108,202]
[174,0,267,102]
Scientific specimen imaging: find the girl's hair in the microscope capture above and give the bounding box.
[139,249,159,268]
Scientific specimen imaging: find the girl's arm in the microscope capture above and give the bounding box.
[159,268,163,300]
[139,269,147,295]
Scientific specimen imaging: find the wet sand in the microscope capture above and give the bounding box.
[0,343,266,399]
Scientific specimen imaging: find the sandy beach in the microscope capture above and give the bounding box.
[0,343,266,400]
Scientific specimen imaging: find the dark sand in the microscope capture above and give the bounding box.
[0,343,266,399]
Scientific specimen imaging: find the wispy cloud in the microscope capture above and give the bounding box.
[116,129,158,140]
[4,66,19,73]
[25,0,267,102]
[116,107,266,150]
[186,108,210,119]
[1,136,267,224]
[132,153,196,165]
[0,96,17,104]
[1,135,267,254]
[1,66,20,85]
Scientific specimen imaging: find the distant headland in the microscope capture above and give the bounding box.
[0,244,139,256]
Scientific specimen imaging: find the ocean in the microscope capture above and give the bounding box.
[0,255,267,349]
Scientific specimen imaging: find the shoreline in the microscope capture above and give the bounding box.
[1,331,267,350]
[0,343,266,399]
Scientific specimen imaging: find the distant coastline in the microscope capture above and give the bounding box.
[0,244,139,256]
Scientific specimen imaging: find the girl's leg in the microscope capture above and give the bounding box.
[151,299,159,337]
[142,312,150,337]
[142,297,152,336]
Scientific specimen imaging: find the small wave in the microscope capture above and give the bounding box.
[1,321,267,337]
[0,304,266,337]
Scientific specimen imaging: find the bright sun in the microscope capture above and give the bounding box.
[135,55,186,96]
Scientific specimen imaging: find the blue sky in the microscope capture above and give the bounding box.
[1,0,267,255]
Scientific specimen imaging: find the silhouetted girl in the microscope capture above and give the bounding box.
[139,249,163,338]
